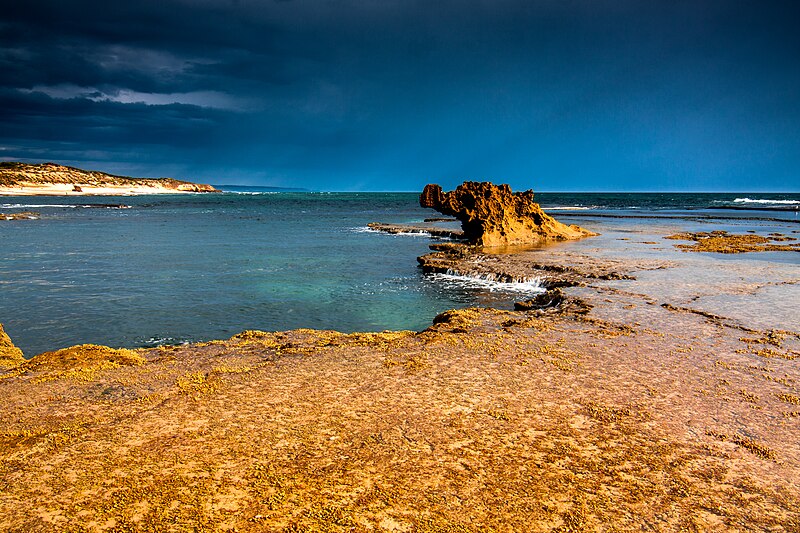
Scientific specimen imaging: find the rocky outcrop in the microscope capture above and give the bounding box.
[0,324,25,368]
[420,182,596,247]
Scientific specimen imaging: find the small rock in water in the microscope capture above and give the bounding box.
[514,288,565,310]
[1,211,39,221]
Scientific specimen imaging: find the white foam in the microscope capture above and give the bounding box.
[353,226,435,237]
[2,203,78,209]
[222,191,279,195]
[429,270,545,295]
[733,198,800,205]
[142,336,190,346]
[542,206,594,211]
[1,203,131,209]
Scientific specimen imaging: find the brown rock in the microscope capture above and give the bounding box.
[367,222,464,240]
[420,182,596,247]
[0,323,25,368]
[514,288,565,310]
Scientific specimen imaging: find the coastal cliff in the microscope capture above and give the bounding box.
[0,162,218,195]
[420,182,596,247]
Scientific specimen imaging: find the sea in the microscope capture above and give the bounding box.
[1,190,798,356]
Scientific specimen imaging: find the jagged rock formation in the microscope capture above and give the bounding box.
[0,324,25,368]
[0,162,218,194]
[420,182,596,247]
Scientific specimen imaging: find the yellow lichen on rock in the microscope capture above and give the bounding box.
[428,307,488,331]
[23,343,146,374]
[0,324,25,368]
[420,181,596,247]
[230,330,282,348]
[665,231,800,253]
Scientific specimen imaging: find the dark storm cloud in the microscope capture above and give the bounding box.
[1,0,799,190]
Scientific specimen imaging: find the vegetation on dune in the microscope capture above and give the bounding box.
[0,161,217,191]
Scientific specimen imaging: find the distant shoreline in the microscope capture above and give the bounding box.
[0,183,216,196]
[0,161,219,196]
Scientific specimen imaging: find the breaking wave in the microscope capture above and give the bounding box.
[1,203,131,209]
[428,270,545,295]
[352,226,437,237]
[2,203,79,209]
[733,198,800,205]
[222,191,279,195]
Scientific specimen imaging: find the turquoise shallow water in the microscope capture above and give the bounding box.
[1,190,798,356]
[0,192,522,356]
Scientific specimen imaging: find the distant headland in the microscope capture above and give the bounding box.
[0,162,219,195]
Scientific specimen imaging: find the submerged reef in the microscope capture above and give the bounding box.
[665,231,800,253]
[420,181,596,247]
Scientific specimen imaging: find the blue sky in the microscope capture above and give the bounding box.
[1,0,799,192]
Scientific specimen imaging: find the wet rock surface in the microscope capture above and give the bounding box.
[366,222,464,240]
[665,230,800,253]
[416,242,644,288]
[514,288,565,310]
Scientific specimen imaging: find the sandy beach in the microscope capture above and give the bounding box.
[1,222,798,531]
[0,183,214,196]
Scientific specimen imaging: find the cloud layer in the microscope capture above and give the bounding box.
[2,0,799,190]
